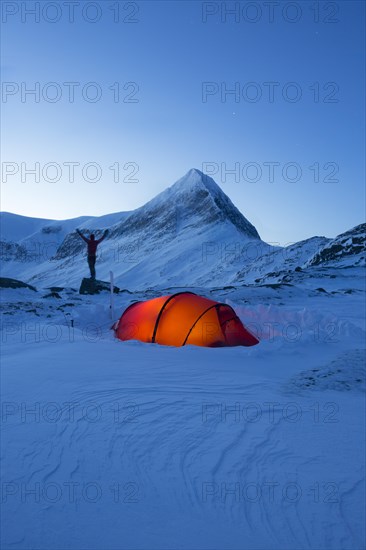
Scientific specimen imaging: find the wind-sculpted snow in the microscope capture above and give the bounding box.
[285,349,366,393]
[1,170,365,548]
[1,273,365,549]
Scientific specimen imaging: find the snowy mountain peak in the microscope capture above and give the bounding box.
[168,168,227,200]
[4,169,364,290]
[143,168,261,240]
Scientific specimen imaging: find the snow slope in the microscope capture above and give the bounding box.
[2,169,263,288]
[1,170,364,290]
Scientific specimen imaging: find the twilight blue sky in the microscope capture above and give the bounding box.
[1,0,365,244]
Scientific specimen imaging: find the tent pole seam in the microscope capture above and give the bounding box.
[182,304,221,346]
[151,291,197,343]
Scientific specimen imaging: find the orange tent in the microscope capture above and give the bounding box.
[113,292,259,347]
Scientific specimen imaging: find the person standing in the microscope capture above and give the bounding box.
[76,228,109,280]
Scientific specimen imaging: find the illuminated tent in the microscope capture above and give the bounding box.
[113,292,259,347]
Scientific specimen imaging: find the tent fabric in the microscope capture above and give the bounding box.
[113,292,259,347]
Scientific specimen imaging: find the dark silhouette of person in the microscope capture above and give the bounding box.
[76,228,109,280]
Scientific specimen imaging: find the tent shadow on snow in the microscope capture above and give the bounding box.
[113,292,259,347]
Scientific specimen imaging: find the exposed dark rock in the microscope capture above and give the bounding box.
[0,241,33,262]
[41,225,62,234]
[308,223,365,266]
[47,286,65,292]
[262,283,293,289]
[0,277,37,291]
[79,278,120,295]
[43,292,62,299]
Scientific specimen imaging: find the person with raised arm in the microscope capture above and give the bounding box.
[76,228,109,280]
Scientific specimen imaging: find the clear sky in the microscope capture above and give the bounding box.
[1,0,365,244]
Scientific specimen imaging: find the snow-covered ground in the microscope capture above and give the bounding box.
[1,170,365,548]
[1,268,365,549]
